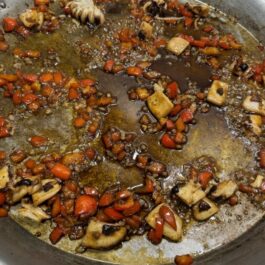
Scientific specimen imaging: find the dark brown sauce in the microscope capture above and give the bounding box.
[151,57,212,92]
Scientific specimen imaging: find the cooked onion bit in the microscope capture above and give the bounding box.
[146,203,183,241]
[207,80,228,106]
[193,198,219,221]
[82,219,127,249]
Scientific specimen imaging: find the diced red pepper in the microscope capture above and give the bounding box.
[147,217,164,245]
[203,25,214,33]
[0,116,5,127]
[0,41,9,52]
[25,159,36,169]
[116,189,132,200]
[99,192,115,207]
[73,117,86,128]
[74,195,98,216]
[15,26,30,38]
[23,73,38,83]
[0,151,6,160]
[154,38,167,48]
[127,66,143,77]
[49,226,64,244]
[114,196,134,211]
[85,147,96,160]
[0,74,18,82]
[166,81,179,99]
[35,0,50,6]
[53,72,64,85]
[103,207,124,221]
[184,17,193,27]
[198,171,213,189]
[259,148,265,169]
[178,4,193,17]
[180,109,193,123]
[68,88,80,101]
[253,64,264,75]
[175,132,185,144]
[136,178,155,194]
[161,133,175,149]
[175,255,193,265]
[84,187,99,197]
[22,94,38,106]
[2,17,17,32]
[180,34,194,43]
[0,78,7,86]
[41,86,54,97]
[170,104,182,116]
[123,200,141,216]
[159,205,176,230]
[51,163,71,180]
[175,118,186,132]
[25,50,41,59]
[29,136,48,147]
[125,215,142,229]
[219,40,230,50]
[0,127,9,138]
[0,193,6,206]
[39,72,53,83]
[166,119,175,130]
[80,79,95,87]
[0,208,8,217]
[104,60,115,73]
[51,196,61,218]
[191,39,207,48]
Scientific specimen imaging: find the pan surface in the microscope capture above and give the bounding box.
[0,0,265,264]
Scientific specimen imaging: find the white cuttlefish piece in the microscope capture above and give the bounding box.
[66,0,105,25]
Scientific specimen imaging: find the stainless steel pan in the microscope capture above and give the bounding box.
[0,0,265,264]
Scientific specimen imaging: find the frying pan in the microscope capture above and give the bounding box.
[0,0,265,264]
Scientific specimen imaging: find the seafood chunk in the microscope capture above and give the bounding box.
[66,0,105,25]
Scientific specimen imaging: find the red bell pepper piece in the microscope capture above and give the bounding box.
[161,133,176,149]
[159,205,176,230]
[74,195,98,216]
